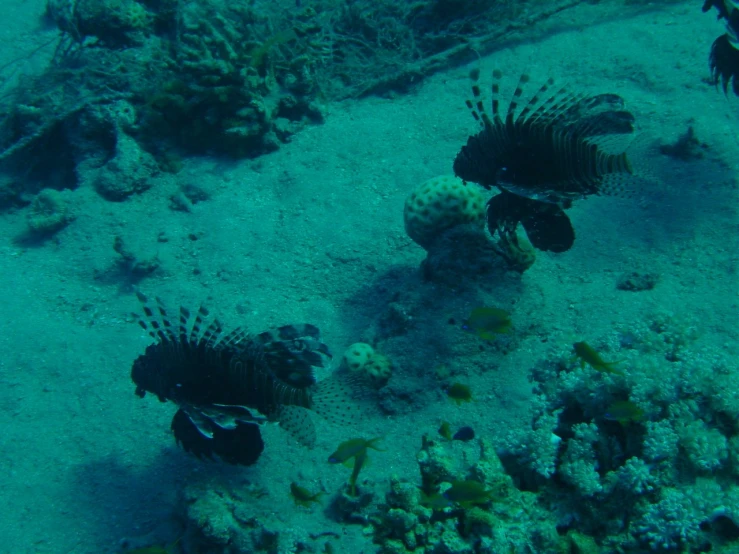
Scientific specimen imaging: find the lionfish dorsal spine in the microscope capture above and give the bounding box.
[201,318,224,349]
[178,305,191,342]
[516,76,556,125]
[491,68,503,119]
[530,86,577,126]
[152,296,178,343]
[506,73,530,125]
[189,305,210,344]
[218,327,251,349]
[135,291,169,343]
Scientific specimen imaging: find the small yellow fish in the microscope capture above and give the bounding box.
[447,382,473,405]
[290,482,324,508]
[572,342,624,375]
[420,490,454,511]
[604,400,645,425]
[462,307,512,339]
[328,437,384,464]
[442,480,496,508]
[438,421,453,441]
[328,437,384,496]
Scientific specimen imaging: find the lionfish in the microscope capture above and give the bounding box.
[453,69,642,252]
[131,292,364,466]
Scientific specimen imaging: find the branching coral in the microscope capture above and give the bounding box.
[634,487,707,550]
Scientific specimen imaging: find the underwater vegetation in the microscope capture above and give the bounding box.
[0,0,599,210]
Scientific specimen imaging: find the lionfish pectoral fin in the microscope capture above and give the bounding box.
[207,404,269,427]
[520,204,575,253]
[497,182,563,204]
[171,408,265,466]
[172,408,215,459]
[182,406,215,438]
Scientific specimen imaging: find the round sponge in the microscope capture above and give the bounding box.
[404,175,486,249]
[341,343,392,388]
[364,353,392,387]
[341,343,375,372]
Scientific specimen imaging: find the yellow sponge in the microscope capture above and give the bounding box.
[341,343,392,388]
[341,343,375,372]
[404,175,485,249]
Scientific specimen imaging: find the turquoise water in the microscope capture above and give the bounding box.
[0,1,737,552]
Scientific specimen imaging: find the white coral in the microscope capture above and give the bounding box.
[559,423,603,497]
[678,419,728,472]
[606,457,655,495]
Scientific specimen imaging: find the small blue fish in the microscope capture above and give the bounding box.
[452,426,475,441]
[438,421,453,441]
[462,307,512,340]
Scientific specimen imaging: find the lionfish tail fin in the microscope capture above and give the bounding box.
[310,371,375,427]
[597,133,658,199]
[277,405,317,448]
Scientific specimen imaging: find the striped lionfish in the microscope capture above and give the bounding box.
[453,69,642,253]
[131,292,364,466]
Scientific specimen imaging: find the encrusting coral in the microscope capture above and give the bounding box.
[496,314,739,551]
[26,188,74,235]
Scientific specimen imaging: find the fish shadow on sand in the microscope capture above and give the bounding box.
[338,262,522,413]
[65,448,243,550]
